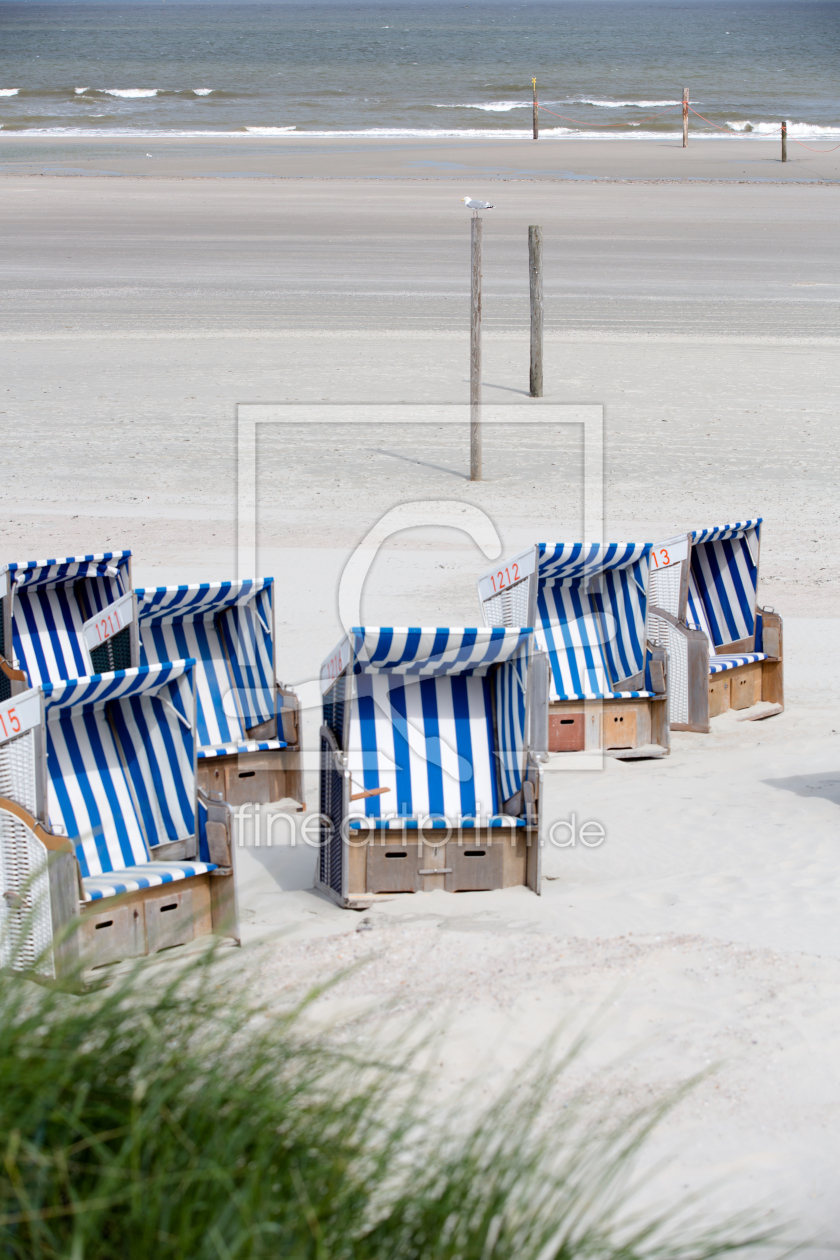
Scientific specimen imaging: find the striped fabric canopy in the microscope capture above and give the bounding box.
[348,673,501,826]
[688,520,762,647]
[8,552,132,685]
[536,542,651,583]
[494,644,529,802]
[533,544,654,700]
[7,552,131,591]
[136,579,282,755]
[44,662,199,885]
[345,627,532,676]
[336,628,533,828]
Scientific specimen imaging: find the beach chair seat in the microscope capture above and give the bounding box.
[0,661,238,982]
[1,552,137,701]
[647,520,783,731]
[318,628,543,908]
[135,578,301,806]
[478,544,669,758]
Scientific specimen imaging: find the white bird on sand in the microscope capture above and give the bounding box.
[462,195,494,216]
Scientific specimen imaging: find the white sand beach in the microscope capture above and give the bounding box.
[2,150,839,1236]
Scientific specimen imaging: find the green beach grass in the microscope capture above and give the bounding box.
[0,941,781,1260]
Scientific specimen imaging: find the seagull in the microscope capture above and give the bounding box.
[462,195,494,216]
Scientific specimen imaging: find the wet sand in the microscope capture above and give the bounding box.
[1,132,839,182]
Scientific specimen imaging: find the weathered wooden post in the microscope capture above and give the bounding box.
[682,87,689,148]
[470,216,482,481]
[528,225,543,397]
[532,78,539,140]
[781,119,787,162]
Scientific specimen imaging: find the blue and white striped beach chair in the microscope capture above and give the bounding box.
[135,579,301,806]
[318,627,545,907]
[647,519,783,731]
[0,661,238,981]
[0,551,137,701]
[477,545,669,757]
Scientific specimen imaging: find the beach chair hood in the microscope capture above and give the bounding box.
[3,551,135,688]
[479,544,657,701]
[322,627,534,829]
[135,578,285,757]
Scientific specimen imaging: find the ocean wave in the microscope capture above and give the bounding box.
[0,89,19,97]
[726,119,840,137]
[5,124,835,142]
[564,97,683,108]
[192,89,215,96]
[100,88,159,99]
[434,100,530,112]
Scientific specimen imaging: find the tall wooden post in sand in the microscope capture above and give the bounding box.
[528,225,543,397]
[682,87,689,148]
[470,216,482,481]
[781,120,788,162]
[532,78,539,140]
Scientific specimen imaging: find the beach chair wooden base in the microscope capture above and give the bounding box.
[76,870,238,972]
[547,697,670,757]
[335,828,538,902]
[198,748,302,807]
[0,824,239,988]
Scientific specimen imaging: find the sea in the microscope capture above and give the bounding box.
[0,0,838,141]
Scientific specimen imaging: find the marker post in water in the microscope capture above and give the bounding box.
[532,78,539,140]
[682,87,689,147]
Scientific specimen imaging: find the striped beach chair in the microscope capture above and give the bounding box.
[477,545,669,757]
[0,661,238,981]
[0,551,137,700]
[647,519,783,731]
[318,627,545,908]
[135,579,302,806]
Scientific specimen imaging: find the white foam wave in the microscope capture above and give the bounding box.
[434,100,530,112]
[192,88,214,96]
[9,124,837,143]
[0,89,19,97]
[727,119,840,137]
[101,88,159,99]
[74,87,90,95]
[565,97,682,108]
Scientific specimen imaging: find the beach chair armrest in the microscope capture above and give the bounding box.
[0,796,74,854]
[197,788,236,866]
[756,608,783,659]
[646,643,668,694]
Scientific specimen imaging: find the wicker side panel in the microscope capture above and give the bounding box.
[482,577,531,628]
[0,730,54,976]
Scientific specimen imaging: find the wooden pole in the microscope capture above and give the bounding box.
[528,225,543,398]
[532,78,539,140]
[781,119,787,162]
[682,87,689,148]
[470,215,482,481]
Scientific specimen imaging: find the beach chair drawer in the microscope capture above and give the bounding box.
[729,663,761,710]
[445,842,505,893]
[548,712,585,752]
[708,673,730,717]
[144,888,196,954]
[604,709,637,749]
[199,752,289,807]
[366,842,423,894]
[80,903,145,969]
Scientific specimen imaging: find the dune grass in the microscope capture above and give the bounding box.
[0,942,779,1260]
